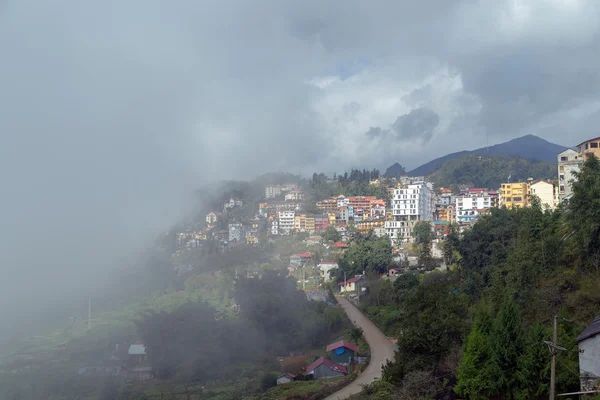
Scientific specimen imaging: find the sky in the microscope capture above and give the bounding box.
[0,0,599,340]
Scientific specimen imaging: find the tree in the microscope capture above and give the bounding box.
[566,154,600,270]
[490,294,524,399]
[455,307,497,400]
[413,221,435,270]
[393,273,419,302]
[323,226,342,243]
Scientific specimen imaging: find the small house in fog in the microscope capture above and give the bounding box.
[306,357,347,379]
[577,316,600,391]
[326,340,359,364]
[276,373,296,385]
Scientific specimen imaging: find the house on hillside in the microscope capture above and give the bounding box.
[331,241,348,253]
[276,373,296,385]
[290,252,312,267]
[326,340,359,364]
[317,261,338,281]
[127,343,152,382]
[339,276,363,293]
[306,357,347,379]
[577,316,600,391]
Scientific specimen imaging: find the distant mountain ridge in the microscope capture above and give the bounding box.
[403,135,568,177]
[383,162,406,177]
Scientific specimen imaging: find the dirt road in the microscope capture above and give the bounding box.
[324,297,396,400]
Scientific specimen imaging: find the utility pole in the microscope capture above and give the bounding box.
[302,268,305,290]
[550,315,558,400]
[545,315,565,400]
[88,296,92,330]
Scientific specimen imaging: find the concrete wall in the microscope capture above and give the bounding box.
[579,334,600,391]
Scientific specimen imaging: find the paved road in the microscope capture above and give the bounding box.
[324,297,396,400]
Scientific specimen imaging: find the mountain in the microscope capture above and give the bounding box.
[383,162,407,177]
[407,135,568,177]
[429,154,557,189]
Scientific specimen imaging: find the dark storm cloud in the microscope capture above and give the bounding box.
[391,107,440,142]
[365,108,440,143]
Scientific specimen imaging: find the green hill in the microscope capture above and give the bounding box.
[429,154,557,188]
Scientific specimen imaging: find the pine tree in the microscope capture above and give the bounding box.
[455,306,497,400]
[490,294,524,399]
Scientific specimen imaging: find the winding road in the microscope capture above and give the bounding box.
[324,297,396,400]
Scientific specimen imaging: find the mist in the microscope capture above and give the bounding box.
[2,0,600,346]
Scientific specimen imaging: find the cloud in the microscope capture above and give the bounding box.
[1,0,600,340]
[391,107,440,142]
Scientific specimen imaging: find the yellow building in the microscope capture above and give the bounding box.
[327,213,336,225]
[294,214,315,233]
[354,220,384,234]
[500,182,530,209]
[436,206,455,223]
[577,137,600,161]
[316,198,338,212]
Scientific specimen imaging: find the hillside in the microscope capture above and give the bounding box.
[407,134,567,176]
[429,154,557,188]
[383,163,406,178]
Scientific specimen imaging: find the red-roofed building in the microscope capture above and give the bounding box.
[290,252,312,267]
[306,357,347,379]
[338,276,362,293]
[332,241,348,249]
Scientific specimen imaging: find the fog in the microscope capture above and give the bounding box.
[1,0,600,343]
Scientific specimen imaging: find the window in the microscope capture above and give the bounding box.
[592,142,599,148]
[559,166,564,172]
[560,156,568,161]
[560,186,565,192]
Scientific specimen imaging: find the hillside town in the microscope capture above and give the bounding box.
[175,138,598,273]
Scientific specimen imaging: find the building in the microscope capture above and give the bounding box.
[224,198,243,211]
[228,223,244,242]
[576,315,600,392]
[385,182,435,244]
[577,137,600,161]
[270,220,279,235]
[339,276,363,293]
[205,211,222,224]
[529,181,556,211]
[327,340,360,364]
[294,214,315,233]
[331,241,348,252]
[355,220,384,234]
[278,211,295,235]
[318,261,339,281]
[313,214,330,232]
[265,185,282,199]
[456,193,494,223]
[316,198,338,212]
[436,206,455,223]
[285,189,305,201]
[500,182,530,209]
[370,204,386,219]
[290,252,312,267]
[336,195,349,207]
[306,357,347,379]
[276,373,296,385]
[348,196,377,215]
[558,149,582,203]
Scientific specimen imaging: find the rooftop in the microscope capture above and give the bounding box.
[326,340,359,353]
[338,277,361,286]
[577,315,600,343]
[306,357,347,375]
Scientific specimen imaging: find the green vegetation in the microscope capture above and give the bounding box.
[336,233,393,279]
[430,154,556,188]
[308,170,389,201]
[353,156,600,399]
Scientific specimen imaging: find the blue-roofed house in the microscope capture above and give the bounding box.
[326,340,359,364]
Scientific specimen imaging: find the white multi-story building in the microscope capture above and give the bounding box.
[265,185,282,199]
[278,211,295,235]
[270,220,279,235]
[455,194,493,224]
[530,181,557,211]
[558,149,581,203]
[228,223,244,242]
[385,182,434,244]
[285,189,304,201]
[337,196,349,207]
